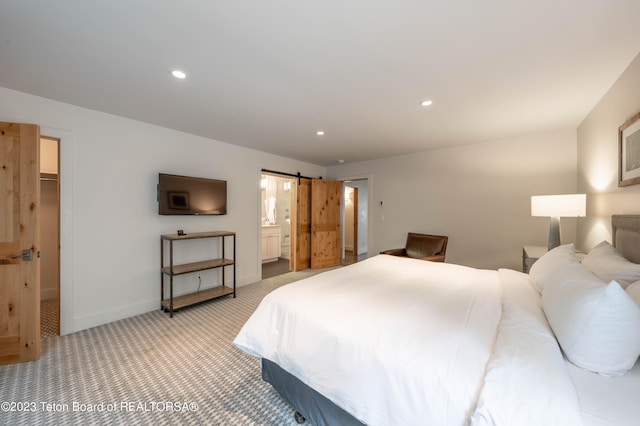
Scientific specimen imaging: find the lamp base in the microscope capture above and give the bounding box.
[548,216,561,251]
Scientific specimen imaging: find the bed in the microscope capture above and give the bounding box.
[234,215,640,426]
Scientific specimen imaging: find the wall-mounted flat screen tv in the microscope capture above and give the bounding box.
[158,173,227,215]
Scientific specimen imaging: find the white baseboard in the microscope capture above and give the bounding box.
[73,297,159,333]
[71,272,261,333]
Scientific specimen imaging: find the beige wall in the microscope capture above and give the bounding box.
[40,137,59,174]
[577,52,640,250]
[40,178,59,300]
[40,137,59,301]
[329,130,578,270]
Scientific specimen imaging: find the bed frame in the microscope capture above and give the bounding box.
[262,215,640,426]
[612,215,640,262]
[262,359,364,426]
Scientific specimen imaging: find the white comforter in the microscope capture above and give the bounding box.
[234,255,583,426]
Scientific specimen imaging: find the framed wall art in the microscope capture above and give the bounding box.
[619,112,640,187]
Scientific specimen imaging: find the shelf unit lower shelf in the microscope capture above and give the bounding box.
[161,285,235,312]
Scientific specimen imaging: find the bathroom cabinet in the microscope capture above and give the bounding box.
[261,225,281,263]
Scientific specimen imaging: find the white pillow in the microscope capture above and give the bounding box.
[626,281,640,308]
[528,244,580,293]
[582,240,640,289]
[542,274,640,376]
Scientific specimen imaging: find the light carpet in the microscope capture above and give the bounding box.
[0,269,330,425]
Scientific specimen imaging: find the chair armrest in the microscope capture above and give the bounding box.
[380,248,407,256]
[420,255,445,262]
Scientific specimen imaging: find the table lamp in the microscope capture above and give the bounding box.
[531,194,586,250]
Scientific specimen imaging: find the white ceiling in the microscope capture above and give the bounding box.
[2,1,640,166]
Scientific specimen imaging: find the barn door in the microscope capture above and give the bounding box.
[0,122,41,365]
[293,178,311,271]
[311,179,342,269]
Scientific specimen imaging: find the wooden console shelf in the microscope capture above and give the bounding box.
[160,231,236,317]
[162,286,235,311]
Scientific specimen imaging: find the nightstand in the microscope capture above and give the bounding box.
[522,245,587,272]
[522,245,547,273]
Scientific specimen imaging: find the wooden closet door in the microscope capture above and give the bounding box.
[0,122,41,364]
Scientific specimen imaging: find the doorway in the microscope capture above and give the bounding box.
[260,173,296,279]
[343,179,369,265]
[40,136,60,338]
[259,173,357,278]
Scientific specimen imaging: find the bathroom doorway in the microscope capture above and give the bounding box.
[40,136,60,338]
[343,179,369,265]
[260,173,296,279]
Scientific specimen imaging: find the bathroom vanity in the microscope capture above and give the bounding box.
[261,225,281,263]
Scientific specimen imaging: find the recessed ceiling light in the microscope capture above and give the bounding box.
[337,159,345,164]
[316,131,325,136]
[172,70,186,79]
[420,100,433,107]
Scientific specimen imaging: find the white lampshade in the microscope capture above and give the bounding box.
[531,194,586,251]
[531,194,586,218]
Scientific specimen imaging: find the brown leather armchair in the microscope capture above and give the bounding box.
[380,232,448,262]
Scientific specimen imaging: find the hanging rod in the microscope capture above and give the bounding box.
[40,173,58,182]
[261,169,322,185]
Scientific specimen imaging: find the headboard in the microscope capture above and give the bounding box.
[612,215,640,264]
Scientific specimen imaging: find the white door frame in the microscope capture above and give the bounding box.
[336,174,372,259]
[42,126,74,336]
